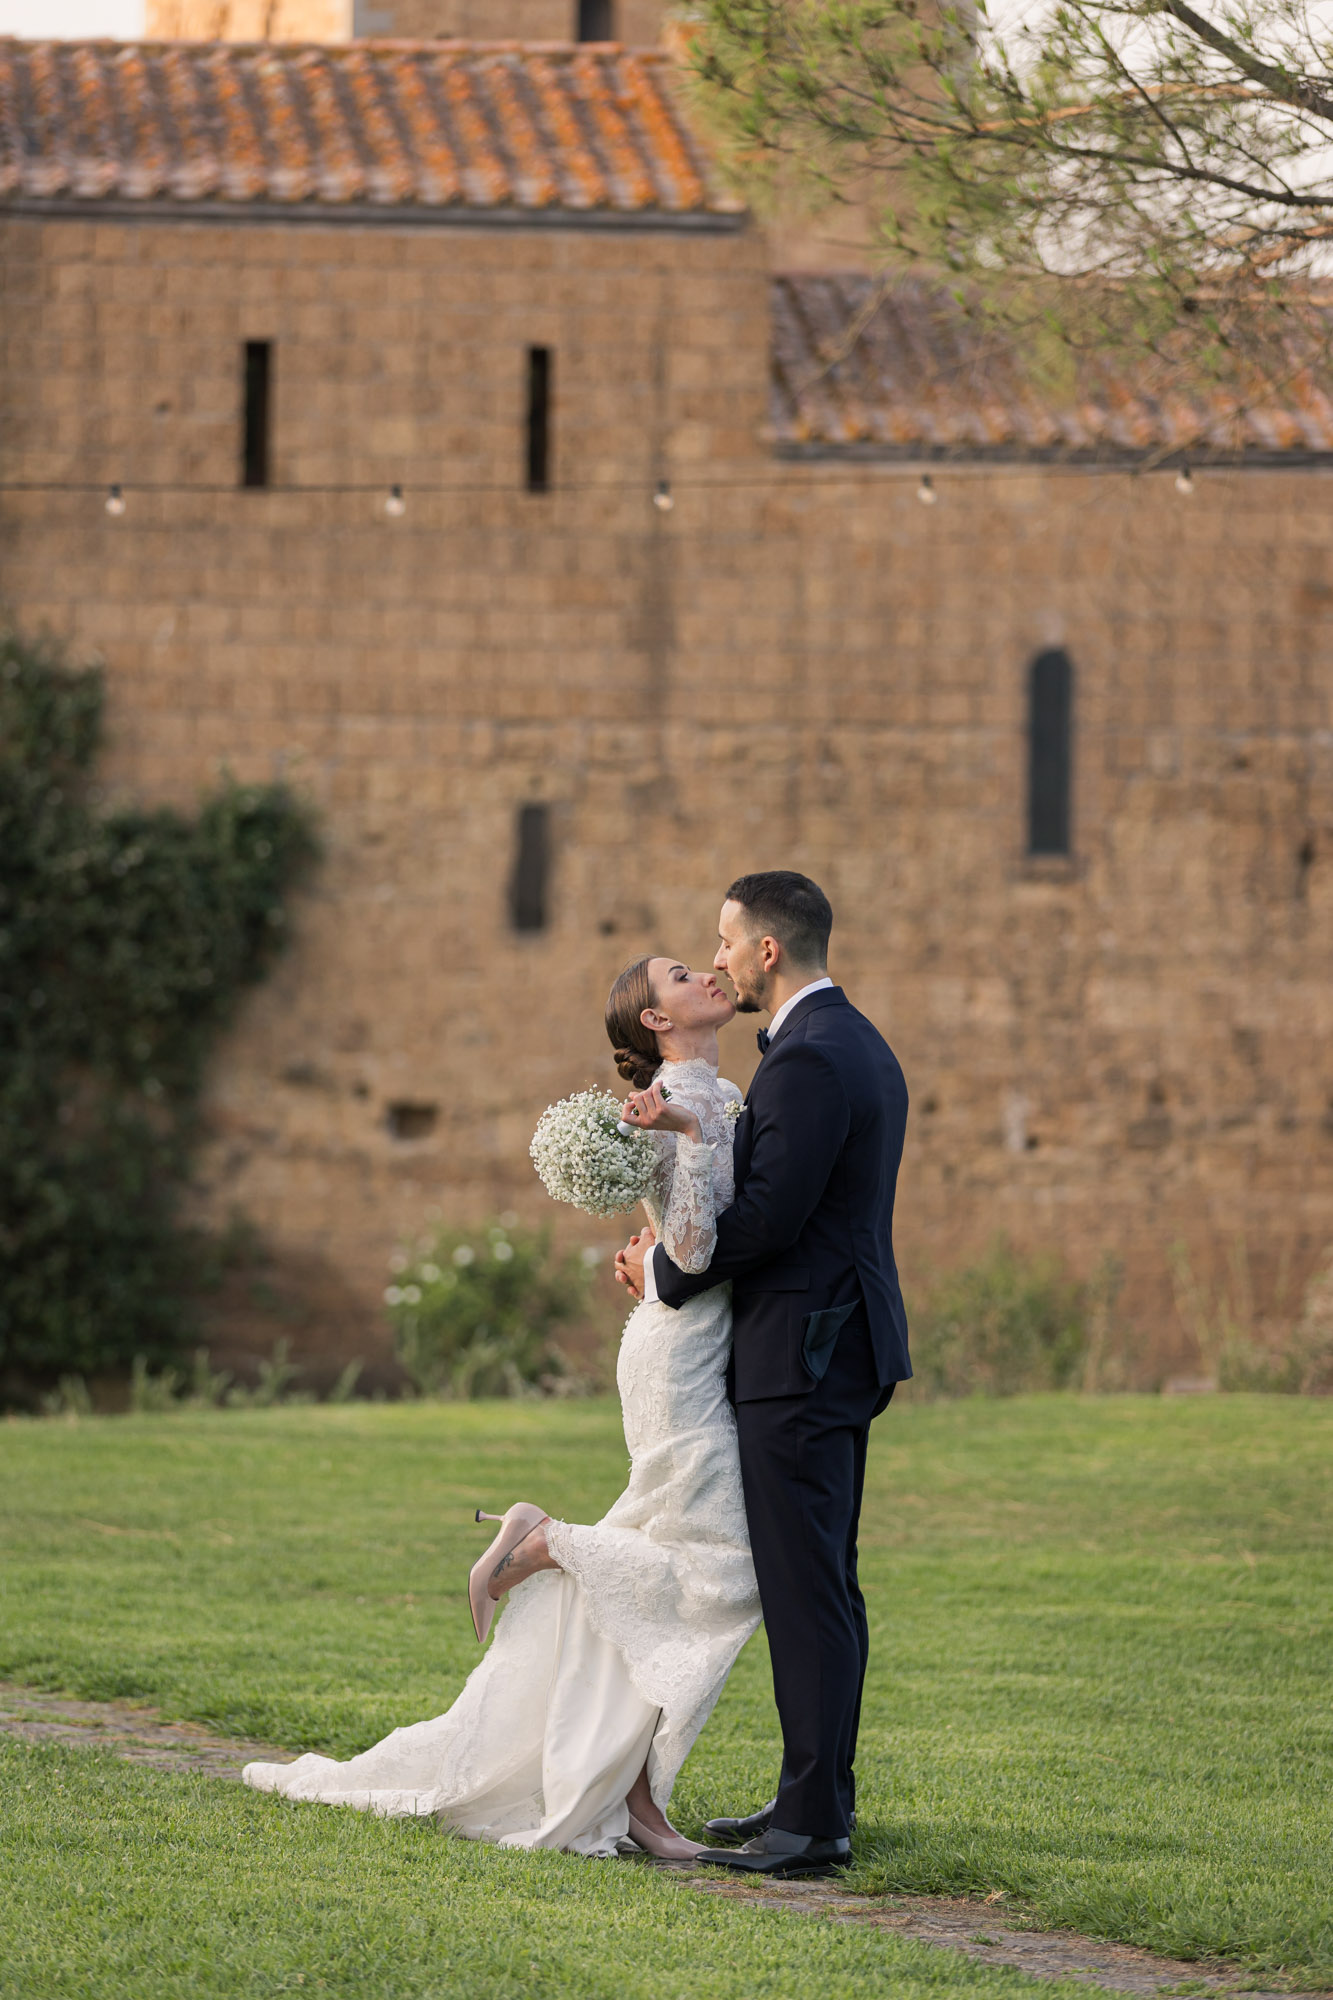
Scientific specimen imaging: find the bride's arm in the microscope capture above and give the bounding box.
[658,1123,720,1274]
[619,1080,723,1275]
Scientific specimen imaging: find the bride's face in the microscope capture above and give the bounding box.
[643,957,736,1035]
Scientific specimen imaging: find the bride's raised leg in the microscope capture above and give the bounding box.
[468,1503,554,1642]
[487,1521,560,1602]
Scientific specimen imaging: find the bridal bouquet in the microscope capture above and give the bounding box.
[530,1089,658,1219]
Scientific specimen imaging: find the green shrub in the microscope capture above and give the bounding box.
[908,1236,1092,1398]
[0,625,316,1394]
[387,1220,594,1399]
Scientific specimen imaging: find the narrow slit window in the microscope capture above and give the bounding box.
[510,804,551,933]
[241,340,272,490]
[526,346,552,493]
[1027,648,1073,855]
[577,0,614,39]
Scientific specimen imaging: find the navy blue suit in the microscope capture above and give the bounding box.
[651,985,910,1836]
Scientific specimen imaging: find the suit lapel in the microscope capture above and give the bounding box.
[732,988,847,1190]
[762,984,847,1059]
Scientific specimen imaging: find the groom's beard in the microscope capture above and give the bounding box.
[731,974,771,1014]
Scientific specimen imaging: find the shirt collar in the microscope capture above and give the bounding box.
[766,976,834,1043]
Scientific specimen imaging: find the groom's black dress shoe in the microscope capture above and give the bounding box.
[697,1828,852,1879]
[703,1800,855,1846]
[701,1797,778,1845]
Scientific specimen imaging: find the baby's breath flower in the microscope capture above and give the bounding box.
[530,1089,658,1220]
[453,1245,476,1268]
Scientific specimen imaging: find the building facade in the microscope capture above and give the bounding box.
[2,36,1330,1379]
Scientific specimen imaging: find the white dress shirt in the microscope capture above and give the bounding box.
[642,976,834,1304]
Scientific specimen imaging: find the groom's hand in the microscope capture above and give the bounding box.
[615,1223,655,1301]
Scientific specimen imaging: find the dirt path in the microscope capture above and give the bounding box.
[3,1682,1323,1999]
[0,1680,286,1777]
[687,1875,1326,2000]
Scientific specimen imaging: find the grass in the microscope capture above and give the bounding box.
[1,1394,1330,1997]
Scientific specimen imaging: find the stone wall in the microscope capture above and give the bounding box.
[2,208,1330,1379]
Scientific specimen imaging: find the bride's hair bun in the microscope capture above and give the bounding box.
[605,956,661,1094]
[612,1044,659,1092]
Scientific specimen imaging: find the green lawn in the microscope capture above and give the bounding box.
[1,1394,1330,1999]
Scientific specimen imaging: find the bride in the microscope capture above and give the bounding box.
[244,955,760,1860]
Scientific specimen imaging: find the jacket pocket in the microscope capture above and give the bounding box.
[801,1302,859,1383]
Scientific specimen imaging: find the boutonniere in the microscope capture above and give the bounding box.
[725,1099,744,1125]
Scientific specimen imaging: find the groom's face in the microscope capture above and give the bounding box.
[714,899,774,1015]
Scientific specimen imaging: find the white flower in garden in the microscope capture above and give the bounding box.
[529,1089,658,1220]
[388,1249,409,1273]
[420,1263,442,1283]
[402,1284,422,1304]
[384,1285,404,1305]
[453,1245,476,1267]
[492,1241,514,1262]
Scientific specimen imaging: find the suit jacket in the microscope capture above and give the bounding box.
[652,986,911,1403]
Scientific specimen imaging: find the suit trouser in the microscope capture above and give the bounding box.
[735,1314,893,1839]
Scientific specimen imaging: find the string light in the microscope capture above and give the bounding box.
[916,474,938,506]
[105,483,126,516]
[385,483,406,517]
[1175,465,1195,496]
[652,479,674,513]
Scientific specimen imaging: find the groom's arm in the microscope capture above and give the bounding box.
[649,1042,850,1310]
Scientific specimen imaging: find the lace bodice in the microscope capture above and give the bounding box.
[640,1058,742,1274]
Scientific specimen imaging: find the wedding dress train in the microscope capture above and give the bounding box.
[243,1057,760,1856]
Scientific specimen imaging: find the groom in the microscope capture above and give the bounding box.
[616,871,911,1878]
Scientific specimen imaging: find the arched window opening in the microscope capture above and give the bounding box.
[525,346,552,493]
[241,340,272,489]
[577,0,615,39]
[510,803,551,933]
[1027,648,1073,856]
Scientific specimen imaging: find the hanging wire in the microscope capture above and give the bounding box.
[0,459,1290,507]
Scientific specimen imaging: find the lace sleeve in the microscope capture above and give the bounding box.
[658,1132,720,1274]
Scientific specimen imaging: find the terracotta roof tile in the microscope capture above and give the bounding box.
[0,36,742,218]
[771,274,1333,461]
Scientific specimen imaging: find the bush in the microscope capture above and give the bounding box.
[0,625,316,1393]
[386,1220,595,1399]
[908,1237,1095,1398]
[1174,1240,1333,1394]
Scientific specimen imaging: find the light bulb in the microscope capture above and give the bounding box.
[1174,465,1194,496]
[105,483,126,517]
[916,474,938,506]
[385,483,406,517]
[653,479,674,513]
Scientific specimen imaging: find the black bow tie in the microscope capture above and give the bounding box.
[756,1029,771,1055]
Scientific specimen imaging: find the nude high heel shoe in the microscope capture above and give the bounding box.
[468,1503,549,1643]
[625,1811,705,1862]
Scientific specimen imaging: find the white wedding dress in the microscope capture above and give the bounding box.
[243,1057,761,1855]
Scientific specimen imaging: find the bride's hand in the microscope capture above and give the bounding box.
[621,1082,703,1142]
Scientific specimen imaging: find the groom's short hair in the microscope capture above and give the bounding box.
[726,871,832,968]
